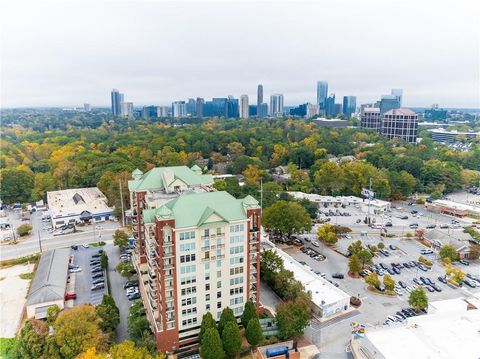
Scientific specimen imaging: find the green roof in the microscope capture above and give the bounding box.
[143,191,259,228]
[128,166,214,191]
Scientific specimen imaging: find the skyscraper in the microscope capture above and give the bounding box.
[83,103,91,112]
[227,96,239,118]
[195,98,205,117]
[111,89,123,116]
[380,95,400,115]
[269,94,284,117]
[120,102,133,117]
[157,106,169,118]
[391,89,403,107]
[325,94,336,117]
[186,98,196,116]
[172,101,187,118]
[212,98,228,117]
[257,103,268,118]
[257,84,263,106]
[240,95,249,119]
[342,96,357,118]
[142,106,157,119]
[381,108,418,143]
[316,81,328,110]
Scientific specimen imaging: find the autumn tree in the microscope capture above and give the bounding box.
[348,254,362,275]
[32,172,57,201]
[11,319,49,359]
[365,273,380,289]
[383,274,396,291]
[348,240,364,256]
[445,265,465,285]
[116,262,135,280]
[262,201,312,238]
[0,168,35,203]
[408,287,428,310]
[316,223,338,244]
[439,245,458,262]
[113,229,129,250]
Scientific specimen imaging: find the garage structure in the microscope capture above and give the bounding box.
[26,248,70,319]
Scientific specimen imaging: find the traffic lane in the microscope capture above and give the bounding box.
[105,243,131,341]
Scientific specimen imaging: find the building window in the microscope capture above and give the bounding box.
[230,287,244,295]
[205,273,210,281]
[206,283,210,291]
[179,231,195,241]
[181,297,197,306]
[181,286,197,296]
[205,262,210,270]
[217,302,222,309]
[206,304,210,311]
[217,227,222,235]
[217,291,222,299]
[230,277,244,286]
[206,294,210,301]
[217,260,221,268]
[230,256,244,265]
[180,242,196,252]
[230,296,244,306]
[230,246,244,255]
[230,224,245,233]
[204,229,210,237]
[182,318,198,327]
[217,281,222,289]
[217,270,221,278]
[180,265,196,274]
[180,254,196,263]
[230,267,244,275]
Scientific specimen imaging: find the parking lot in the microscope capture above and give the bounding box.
[70,245,107,306]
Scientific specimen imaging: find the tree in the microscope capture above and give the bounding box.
[357,248,373,267]
[348,254,362,274]
[0,168,35,203]
[17,224,32,237]
[199,312,217,345]
[383,274,395,291]
[378,242,385,249]
[241,300,258,329]
[47,304,61,325]
[275,298,310,351]
[261,181,283,208]
[116,261,135,280]
[100,252,108,270]
[262,200,312,238]
[218,307,236,336]
[11,319,49,359]
[113,230,129,250]
[222,321,242,358]
[32,172,57,201]
[408,287,428,310]
[54,304,107,359]
[246,318,264,348]
[365,273,380,288]
[445,265,465,285]
[369,245,378,253]
[439,245,458,262]
[96,295,120,340]
[260,249,283,287]
[76,347,106,359]
[316,223,338,244]
[200,328,224,359]
[109,340,166,359]
[348,240,364,256]
[243,164,264,187]
[128,302,152,345]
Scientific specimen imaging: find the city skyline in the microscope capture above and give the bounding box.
[1,0,479,108]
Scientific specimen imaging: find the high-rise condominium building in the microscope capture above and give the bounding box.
[325,94,336,117]
[257,103,268,118]
[342,96,356,118]
[142,106,157,119]
[227,96,239,118]
[391,89,403,107]
[172,101,187,118]
[380,95,400,115]
[269,94,284,117]
[257,84,263,106]
[195,98,204,118]
[381,108,418,143]
[128,166,261,352]
[240,95,249,119]
[84,103,91,112]
[361,108,381,131]
[120,102,133,117]
[111,89,124,116]
[157,106,169,118]
[186,99,196,116]
[316,81,328,110]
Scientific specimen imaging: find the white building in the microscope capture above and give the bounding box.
[240,94,249,119]
[47,187,113,228]
[271,247,351,319]
[269,94,284,117]
[120,101,134,117]
[352,298,480,359]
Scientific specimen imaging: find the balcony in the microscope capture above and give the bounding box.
[250,276,257,284]
[250,226,259,233]
[163,251,174,258]
[162,241,173,247]
[250,265,257,274]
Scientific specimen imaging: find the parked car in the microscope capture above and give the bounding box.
[409,223,419,229]
[127,292,140,300]
[69,267,82,273]
[398,280,407,288]
[420,249,434,255]
[91,254,101,258]
[82,244,90,248]
[389,245,397,250]
[438,276,447,284]
[92,279,105,285]
[311,241,320,247]
[95,225,104,230]
[91,283,105,291]
[65,292,77,300]
[459,259,469,266]
[91,267,103,273]
[426,224,436,229]
[332,273,344,279]
[92,273,104,279]
[70,245,78,250]
[394,288,403,296]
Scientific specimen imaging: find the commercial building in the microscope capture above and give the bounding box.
[172,101,187,118]
[316,81,328,110]
[343,96,356,118]
[352,298,480,359]
[270,94,284,117]
[257,103,268,118]
[361,108,381,131]
[120,102,134,117]
[312,118,348,128]
[249,105,257,117]
[47,187,113,228]
[271,247,350,319]
[257,84,263,105]
[428,128,479,144]
[424,104,448,120]
[195,98,204,118]
[289,103,319,118]
[391,88,403,107]
[142,106,157,119]
[379,95,400,115]
[135,191,261,352]
[186,98,196,116]
[325,94,336,117]
[380,108,418,143]
[84,103,91,112]
[426,199,480,219]
[157,106,169,118]
[240,95,249,119]
[111,88,124,116]
[26,248,71,319]
[227,96,239,118]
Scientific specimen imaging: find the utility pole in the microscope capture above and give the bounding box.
[367,177,372,225]
[37,231,42,253]
[119,178,125,227]
[260,177,263,210]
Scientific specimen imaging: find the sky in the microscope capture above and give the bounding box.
[1,0,479,108]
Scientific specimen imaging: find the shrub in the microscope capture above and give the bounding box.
[418,256,432,267]
[17,224,32,237]
[377,242,385,249]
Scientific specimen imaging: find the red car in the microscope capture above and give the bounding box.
[65,293,77,300]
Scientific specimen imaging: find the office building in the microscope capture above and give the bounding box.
[186,98,196,116]
[111,89,124,116]
[306,103,320,118]
[334,104,343,116]
[391,88,403,107]
[361,108,381,131]
[289,104,307,117]
[195,98,204,118]
[257,103,268,118]
[248,105,257,117]
[316,81,328,110]
[424,104,448,121]
[210,98,227,117]
[428,128,479,144]
[379,95,400,115]
[257,84,263,105]
[381,108,418,143]
[84,103,91,112]
[142,106,157,119]
[121,102,134,117]
[343,96,356,118]
[157,106,169,118]
[227,96,239,118]
[312,118,348,128]
[240,95,249,119]
[172,101,187,118]
[269,94,284,117]
[128,167,260,352]
[325,94,336,117]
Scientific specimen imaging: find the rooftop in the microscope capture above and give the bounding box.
[384,108,417,116]
[431,199,480,214]
[26,248,70,306]
[47,187,112,218]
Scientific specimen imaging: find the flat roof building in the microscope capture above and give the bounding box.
[26,248,71,319]
[381,108,418,143]
[360,108,381,131]
[312,118,348,128]
[428,128,479,144]
[47,187,113,228]
[426,199,480,219]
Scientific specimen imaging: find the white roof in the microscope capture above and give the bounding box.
[271,247,350,307]
[47,187,113,218]
[432,200,480,214]
[364,307,480,359]
[429,298,468,314]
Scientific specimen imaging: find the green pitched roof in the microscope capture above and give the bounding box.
[143,191,259,227]
[128,166,213,191]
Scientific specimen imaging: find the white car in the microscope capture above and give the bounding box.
[69,267,82,273]
[95,225,104,230]
[394,288,403,296]
[405,286,413,293]
[312,241,320,247]
[82,244,90,248]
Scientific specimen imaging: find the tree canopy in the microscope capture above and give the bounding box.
[263,200,312,237]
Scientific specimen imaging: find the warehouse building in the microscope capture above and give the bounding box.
[26,248,71,319]
[47,187,113,228]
